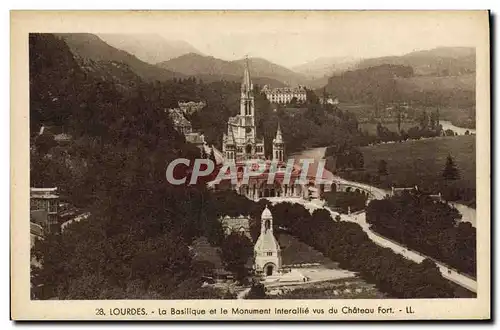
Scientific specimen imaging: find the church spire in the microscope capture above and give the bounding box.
[274,122,283,143]
[242,55,252,92]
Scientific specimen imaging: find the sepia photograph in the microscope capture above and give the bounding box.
[11,10,490,320]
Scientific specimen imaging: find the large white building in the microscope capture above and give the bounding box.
[254,206,282,276]
[262,85,307,104]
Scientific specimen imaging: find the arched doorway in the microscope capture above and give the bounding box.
[265,263,275,276]
[264,188,270,197]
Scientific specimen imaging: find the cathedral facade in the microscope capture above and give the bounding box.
[222,61,283,163]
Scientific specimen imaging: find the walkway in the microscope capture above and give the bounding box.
[266,197,477,293]
[345,212,477,293]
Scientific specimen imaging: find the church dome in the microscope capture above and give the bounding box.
[261,206,272,219]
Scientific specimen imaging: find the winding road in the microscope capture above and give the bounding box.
[283,146,478,293]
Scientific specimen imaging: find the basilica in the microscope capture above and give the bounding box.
[209,61,333,201]
[222,60,284,163]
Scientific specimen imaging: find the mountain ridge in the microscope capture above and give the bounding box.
[98,33,202,64]
[56,33,184,83]
[355,46,475,76]
[157,53,306,87]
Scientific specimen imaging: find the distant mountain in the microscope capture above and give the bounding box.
[56,33,183,83]
[98,33,202,64]
[322,62,475,109]
[323,64,415,105]
[157,53,306,87]
[292,56,360,79]
[232,57,307,86]
[356,47,475,76]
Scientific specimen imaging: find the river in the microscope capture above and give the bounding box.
[291,146,476,227]
[439,120,476,135]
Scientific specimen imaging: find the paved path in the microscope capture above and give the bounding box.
[345,212,477,293]
[266,197,477,293]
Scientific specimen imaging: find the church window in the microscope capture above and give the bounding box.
[266,252,273,256]
[265,220,270,230]
[246,144,252,154]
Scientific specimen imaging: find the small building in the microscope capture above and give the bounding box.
[30,222,44,248]
[30,187,59,233]
[319,96,339,106]
[168,108,192,135]
[185,132,206,148]
[168,108,208,150]
[390,185,418,197]
[178,101,206,116]
[220,215,251,238]
[53,133,72,144]
[428,192,443,202]
[254,207,282,277]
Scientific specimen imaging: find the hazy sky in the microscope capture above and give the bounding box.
[101,11,485,67]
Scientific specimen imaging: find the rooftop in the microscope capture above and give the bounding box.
[30,187,59,199]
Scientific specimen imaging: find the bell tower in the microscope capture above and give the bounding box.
[254,206,282,277]
[272,123,284,162]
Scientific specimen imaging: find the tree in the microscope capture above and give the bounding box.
[200,146,208,159]
[397,110,402,133]
[445,129,455,136]
[378,159,388,176]
[209,147,216,164]
[419,109,428,129]
[442,154,460,181]
[219,233,253,282]
[245,282,267,299]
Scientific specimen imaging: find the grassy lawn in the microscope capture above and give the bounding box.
[337,103,375,119]
[277,233,337,267]
[359,135,476,205]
